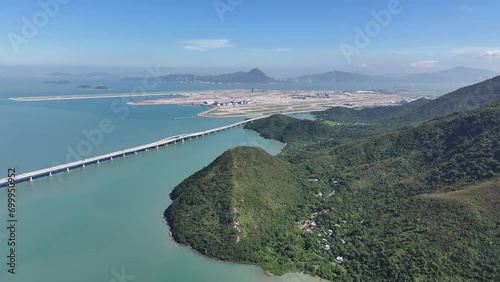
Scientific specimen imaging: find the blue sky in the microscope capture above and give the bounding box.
[1,0,500,76]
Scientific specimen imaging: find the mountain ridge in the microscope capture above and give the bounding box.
[121,68,275,83]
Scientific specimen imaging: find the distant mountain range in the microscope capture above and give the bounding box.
[293,70,389,83]
[293,66,499,84]
[119,66,498,85]
[398,66,499,84]
[121,68,275,84]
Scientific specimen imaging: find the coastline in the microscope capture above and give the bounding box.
[164,216,328,282]
[9,88,414,119]
[123,88,414,118]
[9,92,183,101]
[196,106,329,118]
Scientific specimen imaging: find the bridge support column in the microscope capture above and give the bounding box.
[66,168,70,172]
[49,172,52,176]
[110,157,113,160]
[97,160,100,164]
[82,164,85,168]
[145,148,148,151]
[123,154,126,157]
[156,146,159,149]
[134,151,137,154]
[29,177,33,182]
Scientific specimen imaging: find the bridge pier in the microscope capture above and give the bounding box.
[0,118,267,188]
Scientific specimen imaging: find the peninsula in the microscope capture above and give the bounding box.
[165,75,500,281]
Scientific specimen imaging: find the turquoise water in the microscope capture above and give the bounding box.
[0,77,463,98]
[0,81,325,282]
[0,79,463,282]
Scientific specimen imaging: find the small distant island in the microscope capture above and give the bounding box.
[44,80,72,85]
[76,84,108,90]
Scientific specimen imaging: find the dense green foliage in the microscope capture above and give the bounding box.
[316,75,500,130]
[166,76,500,281]
[165,147,311,274]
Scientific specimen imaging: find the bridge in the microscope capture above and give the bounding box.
[0,116,267,188]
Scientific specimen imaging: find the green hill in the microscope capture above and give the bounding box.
[166,102,500,281]
[165,147,309,274]
[316,74,500,129]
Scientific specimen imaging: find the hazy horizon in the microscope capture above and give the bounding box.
[2,0,500,78]
[0,64,499,80]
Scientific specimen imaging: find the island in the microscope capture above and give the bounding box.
[44,80,72,85]
[77,84,92,89]
[165,75,500,281]
[128,89,418,117]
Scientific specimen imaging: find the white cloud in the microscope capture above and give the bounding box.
[410,60,438,68]
[182,39,232,51]
[482,50,500,58]
[244,48,290,52]
[357,63,368,68]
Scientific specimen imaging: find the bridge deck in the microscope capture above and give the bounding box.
[0,117,266,187]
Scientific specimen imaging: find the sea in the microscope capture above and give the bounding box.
[0,77,464,282]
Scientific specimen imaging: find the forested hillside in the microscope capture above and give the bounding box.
[316,74,500,129]
[166,102,500,281]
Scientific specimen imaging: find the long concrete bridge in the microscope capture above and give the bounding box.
[0,116,267,188]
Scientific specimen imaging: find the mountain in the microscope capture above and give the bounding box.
[400,66,499,84]
[122,68,275,83]
[316,74,500,129]
[167,102,500,281]
[204,68,275,83]
[294,70,389,83]
[165,75,500,281]
[291,67,498,84]
[165,146,304,275]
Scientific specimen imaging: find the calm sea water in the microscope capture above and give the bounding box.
[0,78,463,282]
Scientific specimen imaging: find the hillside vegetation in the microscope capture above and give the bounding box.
[165,76,500,281]
[316,75,500,129]
[165,147,310,274]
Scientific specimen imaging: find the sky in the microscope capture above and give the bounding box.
[0,0,499,77]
